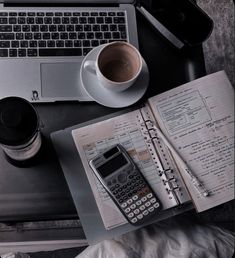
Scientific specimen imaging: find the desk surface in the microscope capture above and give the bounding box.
[0,11,206,222]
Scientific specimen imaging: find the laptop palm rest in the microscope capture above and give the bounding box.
[41,62,82,98]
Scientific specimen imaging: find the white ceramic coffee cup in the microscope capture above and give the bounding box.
[84,41,143,92]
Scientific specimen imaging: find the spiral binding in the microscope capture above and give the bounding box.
[137,107,188,204]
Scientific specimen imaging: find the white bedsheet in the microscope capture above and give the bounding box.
[76,222,234,258]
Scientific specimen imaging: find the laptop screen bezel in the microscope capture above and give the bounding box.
[1,0,135,4]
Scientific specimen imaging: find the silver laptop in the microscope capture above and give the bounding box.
[0,0,138,102]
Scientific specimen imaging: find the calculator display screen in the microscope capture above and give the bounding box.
[97,153,128,178]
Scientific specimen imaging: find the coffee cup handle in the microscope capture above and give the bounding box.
[84,60,96,75]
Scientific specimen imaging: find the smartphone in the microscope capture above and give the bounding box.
[137,0,214,48]
[89,144,161,225]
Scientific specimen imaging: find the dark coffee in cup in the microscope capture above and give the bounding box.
[0,97,42,166]
[98,43,141,83]
[84,41,143,92]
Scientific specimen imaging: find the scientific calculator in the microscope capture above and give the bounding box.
[89,144,161,225]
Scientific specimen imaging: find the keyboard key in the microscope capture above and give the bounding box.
[60,33,68,39]
[0,41,10,48]
[69,32,76,39]
[83,48,92,55]
[70,17,78,24]
[56,40,64,47]
[19,12,26,17]
[38,40,46,47]
[27,17,35,24]
[0,49,8,57]
[0,25,12,32]
[28,12,35,16]
[20,41,28,48]
[37,12,45,16]
[44,17,52,24]
[58,25,65,31]
[36,17,43,24]
[52,33,59,39]
[33,33,41,40]
[18,49,26,57]
[43,33,50,39]
[77,32,85,39]
[16,33,23,40]
[62,17,69,24]
[47,40,55,47]
[83,40,90,47]
[75,25,83,31]
[25,33,33,40]
[18,17,26,24]
[0,18,7,24]
[49,25,57,32]
[11,41,19,48]
[86,32,94,39]
[13,25,21,32]
[114,17,125,24]
[22,25,30,32]
[55,12,62,16]
[9,18,17,24]
[31,25,39,32]
[46,12,53,16]
[0,33,14,40]
[27,49,37,56]
[9,49,17,57]
[65,40,73,47]
[74,40,81,47]
[88,17,95,24]
[96,17,104,24]
[79,17,87,24]
[0,12,8,17]
[29,41,37,47]
[39,48,82,56]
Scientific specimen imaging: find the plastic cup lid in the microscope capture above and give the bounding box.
[0,97,39,146]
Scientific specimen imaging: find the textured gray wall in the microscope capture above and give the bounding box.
[197,0,235,86]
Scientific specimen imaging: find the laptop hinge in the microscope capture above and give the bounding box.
[2,3,119,8]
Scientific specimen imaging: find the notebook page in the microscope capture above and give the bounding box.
[148,71,234,212]
[72,109,178,230]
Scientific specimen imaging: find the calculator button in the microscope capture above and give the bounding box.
[133,209,140,214]
[145,201,151,207]
[127,199,133,205]
[141,196,147,202]
[143,210,149,216]
[131,218,138,223]
[147,193,153,199]
[153,203,160,208]
[121,202,127,208]
[130,204,136,209]
[124,207,131,213]
[137,214,143,220]
[148,207,154,213]
[150,198,157,203]
[132,195,138,201]
[117,173,127,183]
[139,205,145,211]
[128,212,134,218]
[136,200,142,206]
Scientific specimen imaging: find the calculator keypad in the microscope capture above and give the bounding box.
[108,170,161,225]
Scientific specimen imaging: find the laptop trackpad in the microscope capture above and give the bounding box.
[41,63,81,98]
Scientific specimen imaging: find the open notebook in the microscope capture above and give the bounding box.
[71,71,234,230]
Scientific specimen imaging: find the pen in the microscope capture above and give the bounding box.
[150,122,209,197]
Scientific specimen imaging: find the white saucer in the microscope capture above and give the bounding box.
[80,45,149,108]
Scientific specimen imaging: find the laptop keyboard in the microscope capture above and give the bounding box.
[0,11,128,58]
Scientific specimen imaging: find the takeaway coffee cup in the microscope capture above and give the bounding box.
[84,41,143,92]
[0,97,42,165]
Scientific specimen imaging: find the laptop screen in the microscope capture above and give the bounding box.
[1,0,135,4]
